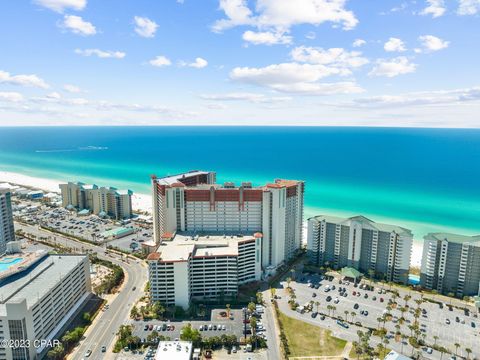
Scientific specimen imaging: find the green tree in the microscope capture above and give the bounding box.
[130,305,139,319]
[248,302,256,313]
[47,344,64,359]
[180,323,202,347]
[256,291,263,304]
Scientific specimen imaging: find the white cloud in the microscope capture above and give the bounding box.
[418,35,449,52]
[384,37,406,52]
[149,56,172,67]
[349,86,480,108]
[242,30,292,45]
[305,31,316,40]
[0,70,49,88]
[230,62,364,95]
[75,48,126,58]
[61,15,96,36]
[458,0,480,15]
[420,0,446,18]
[133,16,158,38]
[200,92,291,103]
[180,57,208,68]
[352,39,366,47]
[63,84,82,93]
[291,46,369,69]
[369,57,417,77]
[33,0,86,13]
[0,92,24,102]
[213,0,358,33]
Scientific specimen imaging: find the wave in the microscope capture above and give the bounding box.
[35,146,108,153]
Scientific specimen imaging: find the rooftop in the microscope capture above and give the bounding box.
[154,341,192,360]
[308,214,413,237]
[148,232,256,262]
[154,170,213,186]
[425,232,480,245]
[0,254,88,315]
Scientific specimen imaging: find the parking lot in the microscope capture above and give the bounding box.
[131,309,258,343]
[277,272,480,360]
[13,198,154,253]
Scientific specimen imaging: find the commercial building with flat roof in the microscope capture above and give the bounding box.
[151,171,304,273]
[307,215,413,284]
[420,233,480,297]
[0,253,91,360]
[59,182,133,219]
[0,188,15,256]
[148,232,262,308]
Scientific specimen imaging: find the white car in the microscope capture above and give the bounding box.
[333,298,340,304]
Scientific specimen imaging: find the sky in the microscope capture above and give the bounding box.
[0,0,479,127]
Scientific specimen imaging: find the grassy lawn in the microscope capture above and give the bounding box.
[277,311,347,357]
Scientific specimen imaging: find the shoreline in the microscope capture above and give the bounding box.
[1,170,424,266]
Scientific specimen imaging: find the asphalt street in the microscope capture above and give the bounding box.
[16,222,148,360]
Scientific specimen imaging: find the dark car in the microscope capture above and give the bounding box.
[326,296,332,302]
[364,294,368,299]
[353,303,359,310]
[311,312,318,318]
[320,315,326,320]
[312,293,317,298]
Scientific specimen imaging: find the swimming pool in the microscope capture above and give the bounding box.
[0,257,23,272]
[408,274,420,285]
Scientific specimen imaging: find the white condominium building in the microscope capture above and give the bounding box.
[420,233,480,297]
[59,182,133,220]
[0,252,92,360]
[307,215,413,284]
[148,232,262,308]
[0,188,15,256]
[151,171,304,271]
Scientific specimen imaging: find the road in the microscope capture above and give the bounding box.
[16,222,147,360]
[262,297,282,360]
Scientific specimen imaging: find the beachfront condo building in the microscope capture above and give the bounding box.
[59,182,133,219]
[0,188,15,256]
[148,232,262,308]
[151,171,304,271]
[0,252,91,360]
[148,170,304,307]
[420,233,480,298]
[307,215,413,284]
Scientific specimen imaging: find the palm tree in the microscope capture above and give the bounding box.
[433,335,439,346]
[466,348,472,360]
[377,316,382,329]
[331,305,337,317]
[344,310,349,322]
[286,276,292,289]
[315,301,320,313]
[352,341,362,360]
[454,343,460,356]
[270,287,276,299]
[403,294,411,307]
[226,304,231,318]
[351,311,356,323]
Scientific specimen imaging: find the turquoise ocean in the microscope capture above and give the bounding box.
[0,127,479,244]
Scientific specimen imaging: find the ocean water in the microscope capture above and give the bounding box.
[0,126,479,241]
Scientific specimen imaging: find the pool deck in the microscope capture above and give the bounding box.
[0,250,48,281]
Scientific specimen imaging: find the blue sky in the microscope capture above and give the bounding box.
[0,0,479,127]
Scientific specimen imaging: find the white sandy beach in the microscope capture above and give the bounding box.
[0,170,153,213]
[0,170,424,266]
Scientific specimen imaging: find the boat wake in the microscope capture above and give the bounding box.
[35,146,109,153]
